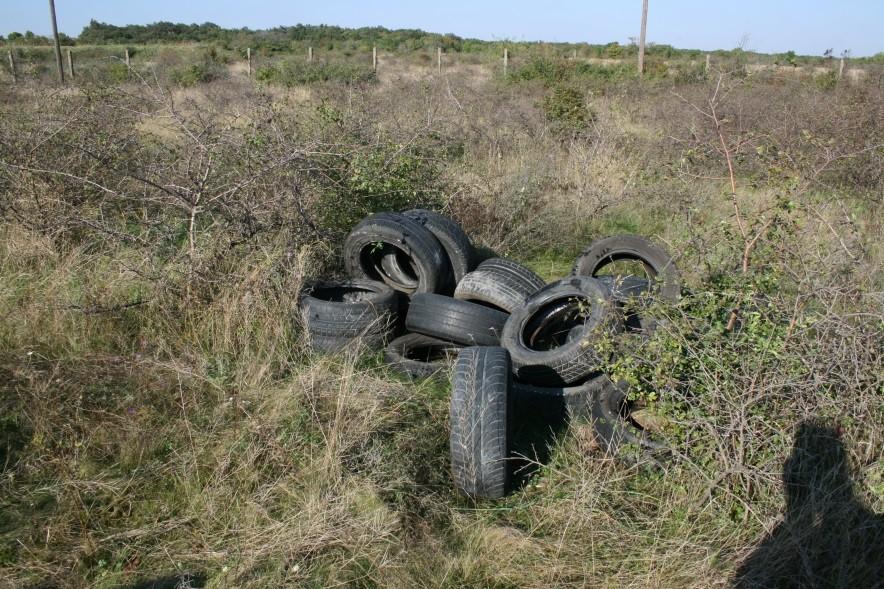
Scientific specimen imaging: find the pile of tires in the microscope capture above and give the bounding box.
[299,211,681,498]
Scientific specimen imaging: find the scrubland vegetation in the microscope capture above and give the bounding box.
[0,39,882,587]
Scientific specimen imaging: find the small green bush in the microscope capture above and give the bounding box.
[814,70,839,90]
[542,85,594,133]
[169,62,222,86]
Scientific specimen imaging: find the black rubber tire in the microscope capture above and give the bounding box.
[300,280,398,351]
[512,377,603,421]
[501,276,618,386]
[595,275,655,332]
[384,333,462,379]
[344,212,450,295]
[406,294,509,346]
[450,347,511,498]
[590,376,670,464]
[454,259,546,314]
[572,235,681,302]
[309,332,387,354]
[403,209,477,284]
[380,249,419,291]
[595,275,651,300]
[476,258,545,291]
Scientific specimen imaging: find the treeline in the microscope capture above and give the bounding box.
[2,20,882,64]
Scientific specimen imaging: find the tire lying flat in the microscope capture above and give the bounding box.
[454,257,546,314]
[406,293,509,347]
[300,279,398,352]
[344,212,450,295]
[572,234,681,302]
[502,276,619,386]
[450,347,511,498]
[384,333,461,379]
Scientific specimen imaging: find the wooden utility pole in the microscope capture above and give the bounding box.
[638,0,649,75]
[48,0,64,83]
[246,48,251,77]
[437,46,442,73]
[7,51,15,84]
[503,48,509,76]
[372,46,378,71]
[66,48,74,79]
[308,46,313,62]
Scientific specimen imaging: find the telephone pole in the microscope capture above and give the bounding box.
[638,0,648,75]
[48,0,65,83]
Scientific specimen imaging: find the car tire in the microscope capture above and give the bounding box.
[384,333,462,379]
[572,234,681,302]
[501,276,618,386]
[454,258,546,313]
[450,346,511,498]
[406,293,509,346]
[344,212,450,295]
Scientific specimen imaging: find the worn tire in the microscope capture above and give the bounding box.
[502,276,618,386]
[595,275,655,332]
[403,209,476,284]
[406,294,509,346]
[454,258,546,313]
[512,377,602,421]
[590,376,670,464]
[300,280,398,352]
[450,347,511,498]
[384,333,462,379]
[344,212,450,295]
[572,235,681,302]
[477,258,545,290]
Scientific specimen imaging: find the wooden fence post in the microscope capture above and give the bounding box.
[66,48,74,80]
[839,56,845,79]
[48,0,64,83]
[124,48,130,67]
[372,46,378,71]
[7,51,16,84]
[573,48,577,60]
[705,53,711,73]
[437,46,442,73]
[503,48,508,76]
[308,46,313,62]
[246,47,251,77]
[638,0,648,75]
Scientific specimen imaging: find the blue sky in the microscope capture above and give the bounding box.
[2,1,881,56]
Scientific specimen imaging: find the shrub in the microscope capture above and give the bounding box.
[169,62,222,86]
[541,85,594,133]
[315,144,444,233]
[814,70,838,90]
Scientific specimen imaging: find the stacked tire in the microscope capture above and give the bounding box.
[298,212,681,498]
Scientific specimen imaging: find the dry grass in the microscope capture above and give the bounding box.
[0,59,881,588]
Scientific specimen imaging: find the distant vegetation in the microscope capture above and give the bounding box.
[2,19,882,65]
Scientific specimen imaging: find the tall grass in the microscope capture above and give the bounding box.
[0,60,881,587]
